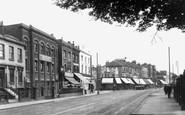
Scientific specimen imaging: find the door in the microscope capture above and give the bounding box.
[0,67,5,87]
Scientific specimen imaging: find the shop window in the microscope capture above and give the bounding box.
[17,48,22,62]
[0,44,4,59]
[9,46,14,61]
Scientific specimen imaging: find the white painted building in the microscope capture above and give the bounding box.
[79,49,92,94]
[0,34,25,89]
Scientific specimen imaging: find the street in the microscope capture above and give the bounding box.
[0,89,155,115]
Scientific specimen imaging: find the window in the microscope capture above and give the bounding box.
[51,49,54,57]
[47,62,50,72]
[40,61,44,72]
[85,57,86,63]
[23,38,28,51]
[34,42,38,53]
[51,64,54,73]
[73,54,75,62]
[9,68,14,83]
[40,43,44,54]
[76,55,78,63]
[81,55,83,61]
[35,60,38,71]
[46,46,50,56]
[85,66,87,74]
[0,44,4,58]
[17,48,22,62]
[68,52,71,60]
[63,50,67,58]
[18,69,23,82]
[25,59,29,70]
[88,58,90,64]
[9,46,14,60]
[81,65,83,73]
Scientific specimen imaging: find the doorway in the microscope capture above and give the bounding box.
[0,67,5,88]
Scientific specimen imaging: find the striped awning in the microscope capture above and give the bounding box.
[115,78,122,84]
[121,78,130,84]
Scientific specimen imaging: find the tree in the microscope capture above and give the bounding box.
[54,0,185,32]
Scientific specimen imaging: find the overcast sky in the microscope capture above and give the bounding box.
[0,0,185,74]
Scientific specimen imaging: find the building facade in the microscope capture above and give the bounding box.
[58,39,80,90]
[3,23,58,99]
[0,34,25,90]
[79,49,92,94]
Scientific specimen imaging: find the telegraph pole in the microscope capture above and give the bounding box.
[168,47,171,84]
[96,53,99,95]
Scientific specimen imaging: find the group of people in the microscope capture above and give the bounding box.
[164,84,173,98]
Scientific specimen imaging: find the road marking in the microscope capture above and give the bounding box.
[51,102,97,115]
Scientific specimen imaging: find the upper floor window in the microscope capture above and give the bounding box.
[85,57,87,63]
[17,48,22,62]
[34,42,38,53]
[35,60,38,71]
[68,52,71,60]
[40,43,44,54]
[46,46,50,56]
[73,54,75,62]
[81,55,83,62]
[0,44,4,59]
[51,48,54,57]
[9,46,14,61]
[23,38,28,51]
[63,50,67,58]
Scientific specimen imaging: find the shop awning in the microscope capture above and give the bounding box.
[160,80,167,84]
[139,79,147,85]
[102,78,114,84]
[127,78,135,84]
[143,79,150,84]
[65,77,80,85]
[115,78,122,84]
[121,78,130,84]
[133,78,140,84]
[74,73,90,84]
[147,79,155,84]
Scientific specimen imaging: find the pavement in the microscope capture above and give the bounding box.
[0,90,112,110]
[132,88,185,115]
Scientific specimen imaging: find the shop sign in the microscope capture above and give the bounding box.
[39,54,52,62]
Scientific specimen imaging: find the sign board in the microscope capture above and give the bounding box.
[39,54,52,62]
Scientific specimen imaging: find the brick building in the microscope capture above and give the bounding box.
[2,23,58,99]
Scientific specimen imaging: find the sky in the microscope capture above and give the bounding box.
[0,0,185,75]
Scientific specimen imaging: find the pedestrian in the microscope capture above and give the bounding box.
[167,84,172,98]
[113,84,116,91]
[164,85,167,95]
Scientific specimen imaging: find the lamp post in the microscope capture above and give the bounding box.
[168,47,171,84]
